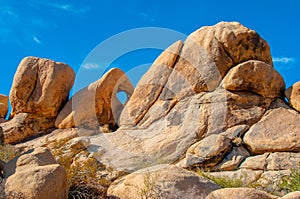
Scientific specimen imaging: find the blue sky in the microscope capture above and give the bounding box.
[0,0,299,98]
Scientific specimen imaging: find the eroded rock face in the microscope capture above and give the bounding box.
[4,148,67,199]
[1,57,75,144]
[55,68,134,129]
[222,60,285,98]
[244,106,300,154]
[285,81,300,112]
[120,40,183,126]
[10,57,75,118]
[0,94,8,119]
[107,164,221,199]
[206,188,278,199]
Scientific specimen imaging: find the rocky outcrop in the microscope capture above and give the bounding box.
[244,105,300,154]
[55,68,133,129]
[4,147,67,199]
[120,40,183,126]
[0,94,8,119]
[107,164,221,199]
[285,81,300,112]
[206,188,278,199]
[1,57,75,144]
[281,191,300,199]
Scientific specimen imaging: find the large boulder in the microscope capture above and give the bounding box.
[222,60,285,98]
[206,188,278,199]
[4,147,67,199]
[55,68,133,129]
[243,106,300,154]
[10,56,75,118]
[285,81,300,112]
[1,57,75,144]
[107,164,221,199]
[0,94,8,119]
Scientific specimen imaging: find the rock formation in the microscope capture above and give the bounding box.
[55,68,133,130]
[1,57,75,144]
[4,147,67,199]
[1,21,300,198]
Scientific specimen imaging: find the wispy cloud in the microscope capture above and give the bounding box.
[31,1,90,14]
[273,57,296,64]
[32,36,41,44]
[139,12,156,22]
[82,63,100,70]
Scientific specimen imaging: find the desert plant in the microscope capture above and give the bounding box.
[138,171,164,199]
[0,144,20,162]
[197,170,243,188]
[279,167,300,193]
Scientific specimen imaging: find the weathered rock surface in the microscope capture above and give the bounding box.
[10,56,75,118]
[120,40,183,126]
[281,191,300,199]
[5,147,67,199]
[186,133,232,168]
[241,152,300,171]
[107,164,221,199]
[0,94,8,119]
[1,57,75,144]
[285,81,300,112]
[222,60,285,98]
[244,106,300,154]
[206,188,278,199]
[55,68,134,129]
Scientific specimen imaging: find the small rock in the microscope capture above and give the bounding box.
[0,94,8,119]
[285,81,300,112]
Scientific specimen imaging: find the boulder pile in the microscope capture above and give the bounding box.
[1,21,300,198]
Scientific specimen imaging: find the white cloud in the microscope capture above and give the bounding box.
[31,1,90,14]
[32,36,41,44]
[82,63,99,70]
[273,57,296,64]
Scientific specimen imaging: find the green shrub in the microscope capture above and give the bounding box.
[279,167,300,193]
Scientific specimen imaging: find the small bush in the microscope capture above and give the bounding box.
[279,167,300,193]
[138,171,163,199]
[197,170,243,188]
[0,144,20,162]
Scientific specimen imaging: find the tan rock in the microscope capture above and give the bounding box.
[55,68,134,129]
[4,147,57,177]
[161,21,272,101]
[205,169,263,186]
[5,164,67,199]
[281,191,300,199]
[266,152,300,171]
[222,60,285,98]
[285,81,300,112]
[1,113,54,144]
[186,133,232,168]
[4,147,67,199]
[0,94,8,118]
[217,146,250,171]
[10,56,75,118]
[244,107,300,154]
[206,188,278,199]
[107,164,220,199]
[120,41,182,126]
[240,153,269,170]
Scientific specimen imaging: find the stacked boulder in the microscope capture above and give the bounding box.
[0,57,75,144]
